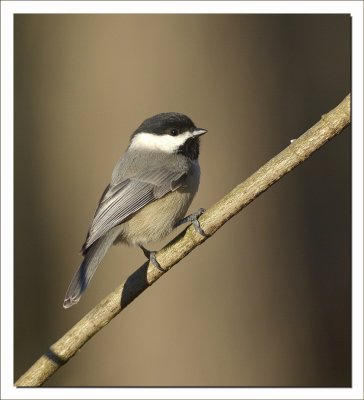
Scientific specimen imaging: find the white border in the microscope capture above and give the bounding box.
[351,3,364,398]
[0,0,362,14]
[1,1,363,400]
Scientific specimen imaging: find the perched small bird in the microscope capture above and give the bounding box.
[63,112,207,308]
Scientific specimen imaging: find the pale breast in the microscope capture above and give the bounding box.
[118,160,200,247]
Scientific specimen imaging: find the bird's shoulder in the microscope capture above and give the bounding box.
[110,149,193,186]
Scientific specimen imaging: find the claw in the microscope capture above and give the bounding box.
[140,245,165,272]
[175,208,207,236]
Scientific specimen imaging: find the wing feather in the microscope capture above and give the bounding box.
[82,166,187,252]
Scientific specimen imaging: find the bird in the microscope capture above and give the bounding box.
[63,112,207,308]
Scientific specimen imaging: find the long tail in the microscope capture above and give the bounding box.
[63,227,122,308]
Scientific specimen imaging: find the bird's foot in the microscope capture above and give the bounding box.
[140,245,165,272]
[175,208,207,236]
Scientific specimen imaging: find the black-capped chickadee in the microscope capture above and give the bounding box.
[63,112,207,308]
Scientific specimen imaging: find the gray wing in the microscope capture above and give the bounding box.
[82,167,187,253]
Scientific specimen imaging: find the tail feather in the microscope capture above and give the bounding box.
[63,227,122,308]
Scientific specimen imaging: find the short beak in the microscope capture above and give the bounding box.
[193,128,208,137]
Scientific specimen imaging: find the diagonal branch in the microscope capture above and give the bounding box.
[15,94,351,387]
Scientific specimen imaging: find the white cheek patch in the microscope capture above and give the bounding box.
[130,131,193,153]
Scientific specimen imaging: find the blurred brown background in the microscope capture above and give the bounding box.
[14,14,351,387]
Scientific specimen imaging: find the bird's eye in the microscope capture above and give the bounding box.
[170,128,179,136]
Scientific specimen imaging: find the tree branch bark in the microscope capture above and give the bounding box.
[15,94,351,387]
